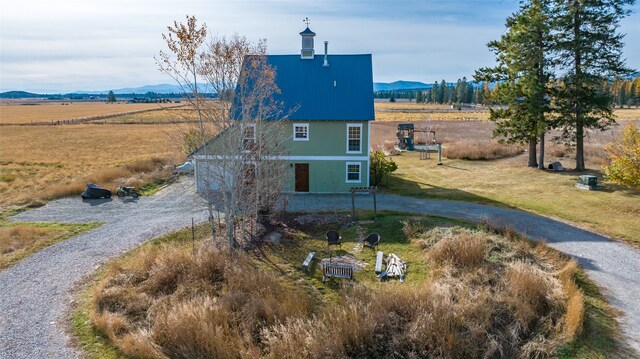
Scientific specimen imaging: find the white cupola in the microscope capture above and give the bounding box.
[300,18,316,59]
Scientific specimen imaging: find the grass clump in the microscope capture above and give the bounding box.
[90,243,312,359]
[0,220,101,270]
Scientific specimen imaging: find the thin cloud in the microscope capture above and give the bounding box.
[1,0,637,93]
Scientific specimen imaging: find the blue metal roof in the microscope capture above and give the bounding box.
[233,54,374,121]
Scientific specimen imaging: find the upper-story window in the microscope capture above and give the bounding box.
[346,124,362,153]
[293,123,309,141]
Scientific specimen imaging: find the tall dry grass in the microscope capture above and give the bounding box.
[0,124,183,208]
[44,157,173,199]
[91,223,585,358]
[371,120,640,163]
[92,245,312,359]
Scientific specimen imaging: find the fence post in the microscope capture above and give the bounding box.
[351,192,356,221]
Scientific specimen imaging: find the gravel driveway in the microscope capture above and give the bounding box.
[1,180,639,357]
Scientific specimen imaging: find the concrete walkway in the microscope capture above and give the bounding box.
[1,182,639,356]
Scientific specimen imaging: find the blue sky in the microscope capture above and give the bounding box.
[1,0,638,93]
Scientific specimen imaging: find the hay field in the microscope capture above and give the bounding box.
[101,107,196,123]
[0,102,180,124]
[0,124,184,208]
[374,102,639,123]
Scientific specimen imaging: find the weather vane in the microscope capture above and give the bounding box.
[303,17,310,27]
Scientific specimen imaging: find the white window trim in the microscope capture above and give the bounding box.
[293,123,309,141]
[346,123,363,154]
[345,162,361,183]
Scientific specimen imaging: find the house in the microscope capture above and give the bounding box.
[192,26,374,193]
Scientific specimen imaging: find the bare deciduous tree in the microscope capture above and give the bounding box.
[157,16,292,250]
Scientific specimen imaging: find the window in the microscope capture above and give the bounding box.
[242,123,256,151]
[346,162,361,183]
[346,124,362,153]
[293,123,309,141]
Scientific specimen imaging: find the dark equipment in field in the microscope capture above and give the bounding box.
[81,183,112,199]
[116,184,140,198]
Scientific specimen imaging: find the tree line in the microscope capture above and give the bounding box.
[375,76,639,110]
[475,0,635,171]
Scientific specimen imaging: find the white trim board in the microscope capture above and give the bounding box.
[193,155,369,161]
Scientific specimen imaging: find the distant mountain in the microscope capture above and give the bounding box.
[374,81,433,91]
[79,84,189,95]
[0,91,45,99]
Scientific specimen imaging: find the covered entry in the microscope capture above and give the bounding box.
[295,163,309,192]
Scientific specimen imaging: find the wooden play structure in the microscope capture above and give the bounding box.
[396,123,443,165]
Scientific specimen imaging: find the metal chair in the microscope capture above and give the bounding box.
[326,231,342,249]
[363,233,381,251]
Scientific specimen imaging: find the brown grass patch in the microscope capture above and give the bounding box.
[0,101,178,124]
[0,124,185,208]
[0,222,100,270]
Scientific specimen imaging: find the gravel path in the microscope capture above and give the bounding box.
[1,181,639,356]
[0,178,207,358]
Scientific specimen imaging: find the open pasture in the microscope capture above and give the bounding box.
[98,107,196,124]
[373,101,639,123]
[0,101,182,124]
[0,124,184,208]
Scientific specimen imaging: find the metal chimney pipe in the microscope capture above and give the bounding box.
[323,41,329,67]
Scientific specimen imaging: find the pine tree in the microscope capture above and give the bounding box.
[552,0,636,171]
[107,90,116,103]
[475,0,553,168]
[438,79,446,103]
[431,82,439,103]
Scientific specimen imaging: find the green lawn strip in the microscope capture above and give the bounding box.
[71,273,122,359]
[558,270,622,358]
[138,175,177,196]
[0,221,102,270]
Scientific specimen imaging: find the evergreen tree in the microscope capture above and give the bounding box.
[465,83,474,104]
[107,90,116,103]
[431,81,439,103]
[438,79,446,103]
[475,0,553,168]
[552,0,636,171]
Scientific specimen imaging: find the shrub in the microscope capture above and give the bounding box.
[603,123,640,190]
[369,150,398,186]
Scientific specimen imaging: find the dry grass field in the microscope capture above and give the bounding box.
[0,102,182,124]
[98,107,196,124]
[0,124,184,209]
[374,101,639,123]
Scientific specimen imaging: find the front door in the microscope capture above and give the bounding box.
[295,163,309,192]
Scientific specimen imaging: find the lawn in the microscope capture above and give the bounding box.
[385,152,640,246]
[72,212,619,358]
